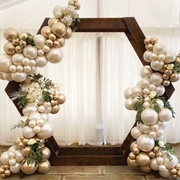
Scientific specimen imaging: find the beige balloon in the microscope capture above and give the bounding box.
[4,28,19,41]
[140,165,152,173]
[42,147,51,160]
[64,27,73,39]
[21,161,38,175]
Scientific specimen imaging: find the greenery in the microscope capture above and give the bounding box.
[174,60,180,74]
[70,14,81,32]
[22,33,35,47]
[11,118,30,130]
[17,90,28,109]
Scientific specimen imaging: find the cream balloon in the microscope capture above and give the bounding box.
[124,87,133,99]
[138,123,151,134]
[164,50,176,63]
[150,60,164,71]
[139,78,151,88]
[158,108,172,122]
[141,108,158,125]
[29,112,42,121]
[140,66,153,78]
[23,45,38,59]
[12,53,24,65]
[150,73,163,86]
[143,50,152,62]
[131,86,143,97]
[37,122,54,139]
[33,126,41,133]
[164,154,178,169]
[131,126,142,140]
[10,163,21,174]
[9,158,16,166]
[0,53,12,73]
[153,42,167,54]
[35,56,48,67]
[137,134,155,152]
[53,5,62,16]
[22,126,35,139]
[124,98,133,110]
[3,73,13,81]
[33,34,46,49]
[22,104,37,116]
[11,72,27,82]
[46,48,63,63]
[150,158,159,171]
[0,152,9,164]
[15,151,24,163]
[156,85,165,96]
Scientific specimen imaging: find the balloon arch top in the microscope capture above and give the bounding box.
[1,0,180,179]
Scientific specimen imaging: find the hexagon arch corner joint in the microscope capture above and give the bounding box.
[5,17,175,166]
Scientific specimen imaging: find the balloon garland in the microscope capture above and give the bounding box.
[0,0,80,178]
[125,38,180,179]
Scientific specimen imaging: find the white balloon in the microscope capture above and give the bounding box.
[143,50,152,62]
[137,134,155,152]
[37,49,44,56]
[150,60,164,71]
[157,121,167,130]
[22,58,30,65]
[28,120,36,128]
[131,126,142,139]
[0,151,9,164]
[157,54,165,61]
[139,78,151,88]
[156,157,164,165]
[23,45,38,59]
[150,73,163,86]
[150,158,159,171]
[33,34,46,49]
[124,87,133,99]
[53,5,62,16]
[10,163,21,174]
[124,98,133,110]
[29,112,42,121]
[12,53,24,65]
[9,65,17,73]
[16,65,23,72]
[11,72,27,82]
[15,151,24,163]
[159,169,171,178]
[22,104,37,116]
[9,158,16,166]
[158,108,173,122]
[148,131,156,138]
[8,151,15,159]
[140,66,153,78]
[8,146,18,152]
[22,126,35,138]
[141,108,158,125]
[35,56,48,67]
[33,126,41,133]
[46,48,63,63]
[164,50,176,63]
[131,86,143,97]
[3,73,13,81]
[41,113,49,121]
[36,119,46,127]
[164,154,178,169]
[37,105,46,113]
[23,65,31,73]
[0,53,12,73]
[42,45,50,53]
[153,42,166,54]
[37,122,54,139]
[156,85,165,96]
[138,123,151,133]
[150,52,158,61]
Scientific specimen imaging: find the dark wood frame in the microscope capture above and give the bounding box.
[5,17,174,166]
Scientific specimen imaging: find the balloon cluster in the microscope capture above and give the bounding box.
[0,0,80,82]
[0,0,80,178]
[143,38,180,86]
[125,38,180,179]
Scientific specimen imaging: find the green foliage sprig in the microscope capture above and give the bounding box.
[70,14,81,32]
[11,118,30,130]
[22,33,35,46]
[17,90,28,109]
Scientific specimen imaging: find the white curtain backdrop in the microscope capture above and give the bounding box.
[0,0,180,146]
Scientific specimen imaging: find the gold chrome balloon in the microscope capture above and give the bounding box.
[52,22,66,38]
[4,42,15,55]
[37,160,51,174]
[41,26,52,39]
[57,94,66,104]
[64,27,73,39]
[4,28,19,41]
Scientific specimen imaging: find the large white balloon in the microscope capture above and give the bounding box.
[37,122,54,139]
[124,87,133,99]
[23,45,38,59]
[35,56,48,67]
[143,50,152,62]
[22,104,37,116]
[140,66,153,78]
[124,98,133,110]
[158,108,173,122]
[155,85,165,96]
[131,126,142,140]
[153,42,166,54]
[141,108,158,125]
[33,34,46,49]
[0,53,12,73]
[150,60,164,71]
[137,134,155,152]
[164,50,176,63]
[12,53,24,65]
[22,126,35,138]
[150,73,163,86]
[11,72,27,82]
[164,154,178,169]
[46,48,63,63]
[10,163,21,174]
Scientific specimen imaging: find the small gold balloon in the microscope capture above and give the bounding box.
[156,152,162,157]
[22,146,31,157]
[129,152,136,160]
[49,33,57,41]
[163,80,170,86]
[37,160,51,174]
[144,38,151,45]
[136,152,150,167]
[21,161,38,175]
[51,105,60,114]
[176,163,180,170]
[4,170,11,177]
[15,45,22,53]
[177,170,180,177]
[130,141,138,151]
[132,147,140,155]
[53,41,60,48]
[146,44,153,51]
[162,73,169,80]
[42,147,51,160]
[64,27,73,39]
[18,142,25,149]
[172,174,177,179]
[1,173,6,178]
[23,138,29,145]
[127,157,138,169]
[150,38,158,45]
[171,168,177,175]
[48,17,59,27]
[51,100,57,106]
[175,57,180,63]
[46,39,53,47]
[148,151,155,158]
[57,37,65,47]
[4,165,10,170]
[164,69,172,75]
[4,42,15,55]
[140,165,152,173]
[57,94,66,104]
[74,2,81,10]
[4,28,19,41]
[0,168,4,174]
[12,38,19,45]
[153,146,159,153]
[41,26,52,39]
[52,22,66,38]
[170,73,178,82]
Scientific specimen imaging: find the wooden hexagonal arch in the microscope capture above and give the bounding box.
[5,17,175,166]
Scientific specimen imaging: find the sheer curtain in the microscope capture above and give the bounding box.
[0,0,180,146]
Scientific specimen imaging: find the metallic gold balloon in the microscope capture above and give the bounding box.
[172,175,177,179]
[4,169,11,177]
[51,105,60,114]
[52,22,66,38]
[46,39,53,47]
[15,45,22,53]
[64,27,73,39]
[177,170,180,177]
[4,42,15,55]
[48,17,59,27]
[171,168,177,175]
[41,26,52,39]
[51,100,57,106]
[170,73,178,82]
[129,152,136,160]
[21,161,38,175]
[49,33,56,41]
[148,151,155,158]
[150,38,158,45]
[176,163,180,170]
[0,168,4,174]
[53,41,60,48]
[132,147,140,155]
[127,157,138,169]
[130,141,138,151]
[1,173,6,178]
[42,147,51,160]
[140,165,152,173]
[153,146,159,153]
[4,28,19,41]
[22,146,31,157]
[37,160,51,174]
[74,2,81,10]
[57,94,66,104]
[57,37,65,47]
[163,80,170,86]
[144,38,151,45]
[4,165,10,170]
[162,73,169,80]
[136,152,150,167]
